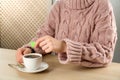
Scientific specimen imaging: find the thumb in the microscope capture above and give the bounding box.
[23,48,31,55]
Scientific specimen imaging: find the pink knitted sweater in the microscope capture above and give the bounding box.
[26,0,117,67]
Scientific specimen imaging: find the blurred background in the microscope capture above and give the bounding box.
[0,0,120,62]
[110,0,120,62]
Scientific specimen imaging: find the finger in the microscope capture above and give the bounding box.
[23,48,31,54]
[45,46,53,53]
[41,44,49,51]
[39,40,48,47]
[16,53,22,63]
[16,51,23,63]
[16,48,29,63]
[35,36,47,48]
[18,48,25,55]
[16,48,25,60]
[18,57,23,63]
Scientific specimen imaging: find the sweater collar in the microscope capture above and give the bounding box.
[63,0,95,10]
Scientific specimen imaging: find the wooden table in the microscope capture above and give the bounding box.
[0,48,120,80]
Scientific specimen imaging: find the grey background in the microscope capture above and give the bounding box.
[53,0,120,62]
[110,0,120,63]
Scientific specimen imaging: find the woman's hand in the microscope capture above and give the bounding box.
[35,35,66,53]
[16,48,32,63]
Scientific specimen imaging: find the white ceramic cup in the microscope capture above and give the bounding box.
[23,53,42,71]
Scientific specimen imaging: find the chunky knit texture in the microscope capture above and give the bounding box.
[24,0,117,67]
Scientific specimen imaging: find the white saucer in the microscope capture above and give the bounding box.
[17,62,49,73]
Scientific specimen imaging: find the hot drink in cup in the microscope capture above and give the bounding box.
[23,53,42,71]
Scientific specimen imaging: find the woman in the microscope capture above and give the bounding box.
[16,0,117,67]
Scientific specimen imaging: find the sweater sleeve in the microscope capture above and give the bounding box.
[23,1,60,53]
[58,2,117,67]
